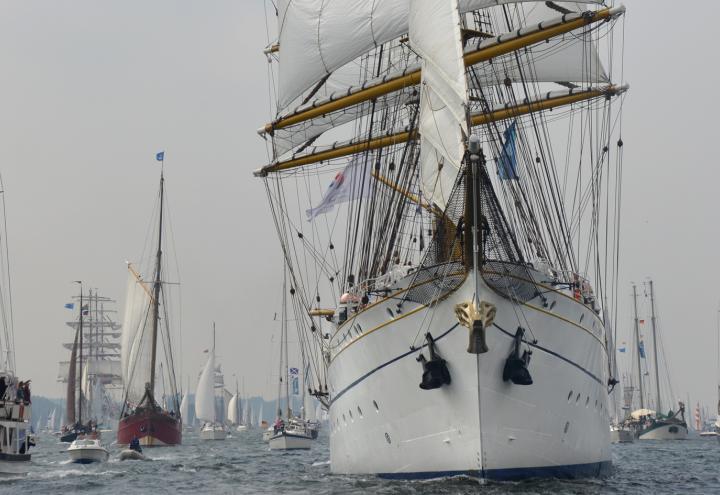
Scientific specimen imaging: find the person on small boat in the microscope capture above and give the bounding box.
[129,437,142,453]
[273,418,285,433]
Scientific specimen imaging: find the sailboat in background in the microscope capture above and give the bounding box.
[179,382,191,432]
[118,159,182,447]
[628,281,687,440]
[228,380,246,432]
[196,325,227,441]
[268,270,313,451]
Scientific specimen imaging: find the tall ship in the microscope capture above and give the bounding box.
[117,160,182,446]
[57,290,123,431]
[255,1,628,480]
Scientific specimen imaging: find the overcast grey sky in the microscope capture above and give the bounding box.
[0,0,718,411]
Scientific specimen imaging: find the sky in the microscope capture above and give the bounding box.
[0,0,719,415]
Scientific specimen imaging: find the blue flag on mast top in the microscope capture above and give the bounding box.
[498,121,518,180]
[156,151,165,162]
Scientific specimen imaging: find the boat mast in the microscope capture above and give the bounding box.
[632,284,644,409]
[212,322,216,423]
[648,279,662,414]
[76,281,83,426]
[149,168,164,399]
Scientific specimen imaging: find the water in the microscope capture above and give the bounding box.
[4,432,719,494]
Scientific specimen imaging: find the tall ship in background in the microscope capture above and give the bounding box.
[118,158,182,446]
[256,1,628,479]
[57,290,123,431]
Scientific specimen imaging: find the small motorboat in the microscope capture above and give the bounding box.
[67,437,109,464]
[119,437,146,461]
[119,449,147,461]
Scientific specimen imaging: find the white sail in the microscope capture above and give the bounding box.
[120,267,154,404]
[195,353,216,423]
[227,394,239,425]
[179,392,189,422]
[47,408,56,430]
[411,0,468,211]
[305,395,316,422]
[276,0,603,109]
[257,403,264,427]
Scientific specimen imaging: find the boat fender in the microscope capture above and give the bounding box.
[416,333,451,390]
[454,301,496,354]
[502,327,533,385]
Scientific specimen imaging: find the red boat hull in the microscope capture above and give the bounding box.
[117,410,181,447]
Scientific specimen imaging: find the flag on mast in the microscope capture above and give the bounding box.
[156,151,165,162]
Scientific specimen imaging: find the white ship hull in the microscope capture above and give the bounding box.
[638,423,688,441]
[199,424,227,441]
[262,428,274,442]
[268,430,313,450]
[328,269,611,480]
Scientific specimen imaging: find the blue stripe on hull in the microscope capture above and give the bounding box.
[377,461,612,481]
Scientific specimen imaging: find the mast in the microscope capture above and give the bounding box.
[648,279,662,414]
[283,273,290,419]
[212,322,216,423]
[149,169,164,399]
[632,284,644,410]
[77,282,83,426]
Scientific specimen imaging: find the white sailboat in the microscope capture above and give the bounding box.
[196,326,227,441]
[227,380,246,432]
[179,389,191,432]
[256,0,628,478]
[268,272,313,451]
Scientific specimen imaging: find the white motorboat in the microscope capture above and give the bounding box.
[236,424,248,432]
[67,437,109,464]
[199,423,227,441]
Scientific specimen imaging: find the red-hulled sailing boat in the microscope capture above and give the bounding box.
[118,160,182,446]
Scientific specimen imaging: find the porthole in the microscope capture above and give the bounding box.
[564,421,570,434]
[585,396,590,407]
[357,406,363,418]
[594,400,598,409]
[349,410,353,420]
[357,323,363,334]
[386,308,394,318]
[579,313,585,323]
[342,413,346,424]
[549,300,557,310]
[575,393,581,403]
[385,432,392,444]
[567,391,573,402]
[373,400,380,412]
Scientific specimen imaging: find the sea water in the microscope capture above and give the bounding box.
[5,431,719,494]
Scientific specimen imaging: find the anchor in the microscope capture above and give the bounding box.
[417,333,451,390]
[502,327,533,385]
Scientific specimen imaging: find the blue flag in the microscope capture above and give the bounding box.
[639,340,646,359]
[64,303,74,310]
[156,151,165,162]
[498,121,518,180]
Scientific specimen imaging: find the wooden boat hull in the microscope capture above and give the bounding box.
[610,428,634,444]
[117,410,181,447]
